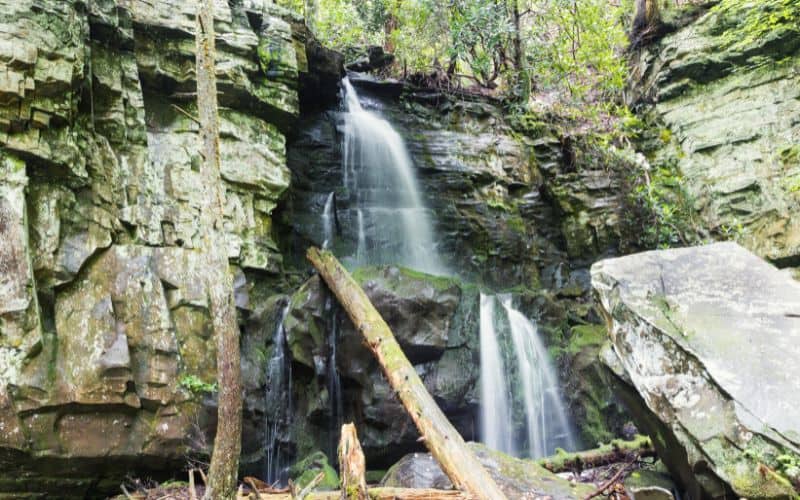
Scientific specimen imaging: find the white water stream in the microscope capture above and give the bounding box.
[480,294,578,458]
[339,77,445,275]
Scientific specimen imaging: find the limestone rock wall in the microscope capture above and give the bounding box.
[632,1,800,266]
[0,0,305,494]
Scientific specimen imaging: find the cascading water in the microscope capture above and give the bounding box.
[501,297,577,457]
[339,77,446,275]
[321,192,335,249]
[324,297,344,458]
[264,303,292,484]
[480,294,578,458]
[479,293,516,455]
[296,76,580,467]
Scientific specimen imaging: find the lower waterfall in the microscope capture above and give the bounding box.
[480,294,578,458]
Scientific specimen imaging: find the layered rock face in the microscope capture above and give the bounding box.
[633,0,800,266]
[277,76,626,289]
[0,0,308,494]
[593,243,800,499]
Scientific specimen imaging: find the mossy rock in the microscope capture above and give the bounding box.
[289,450,339,491]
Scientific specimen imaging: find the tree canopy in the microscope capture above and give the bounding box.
[276,0,642,102]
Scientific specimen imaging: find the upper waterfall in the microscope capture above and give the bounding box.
[338,77,446,275]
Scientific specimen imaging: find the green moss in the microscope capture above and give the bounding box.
[365,470,386,484]
[707,0,800,52]
[178,374,217,396]
[289,450,339,491]
[351,265,459,293]
[565,324,607,356]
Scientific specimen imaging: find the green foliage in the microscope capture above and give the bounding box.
[179,374,218,395]
[527,0,630,100]
[630,164,697,249]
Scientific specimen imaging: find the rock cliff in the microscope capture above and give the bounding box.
[0,0,309,494]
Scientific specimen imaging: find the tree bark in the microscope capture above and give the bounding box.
[196,1,243,499]
[338,423,368,500]
[631,0,661,42]
[306,247,508,500]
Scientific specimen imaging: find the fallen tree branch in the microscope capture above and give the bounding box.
[296,472,326,500]
[538,435,655,473]
[307,247,506,500]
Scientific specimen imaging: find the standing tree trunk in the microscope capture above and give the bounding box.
[383,0,402,53]
[509,0,530,99]
[307,248,508,500]
[632,0,661,42]
[196,1,243,499]
[305,0,319,32]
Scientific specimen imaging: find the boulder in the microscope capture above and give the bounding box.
[380,442,594,499]
[283,266,479,467]
[592,242,800,499]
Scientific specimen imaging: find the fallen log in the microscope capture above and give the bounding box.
[537,435,656,473]
[307,247,506,500]
[339,423,368,500]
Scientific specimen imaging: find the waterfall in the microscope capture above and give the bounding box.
[479,293,516,455]
[264,303,292,484]
[480,294,578,458]
[325,298,344,458]
[339,77,446,275]
[321,192,335,249]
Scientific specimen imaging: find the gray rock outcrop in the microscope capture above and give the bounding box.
[593,242,800,499]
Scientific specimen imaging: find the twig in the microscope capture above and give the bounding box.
[120,484,136,500]
[189,469,198,500]
[245,477,264,500]
[171,103,201,125]
[295,471,325,500]
[583,456,638,500]
[198,467,208,485]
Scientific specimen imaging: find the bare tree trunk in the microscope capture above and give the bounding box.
[383,0,402,53]
[338,424,368,500]
[196,1,243,499]
[632,0,661,42]
[509,0,530,99]
[306,247,508,500]
[305,0,319,32]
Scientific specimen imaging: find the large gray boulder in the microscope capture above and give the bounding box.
[592,242,800,499]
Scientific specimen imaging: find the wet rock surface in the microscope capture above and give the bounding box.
[593,242,800,499]
[277,75,625,289]
[283,267,479,468]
